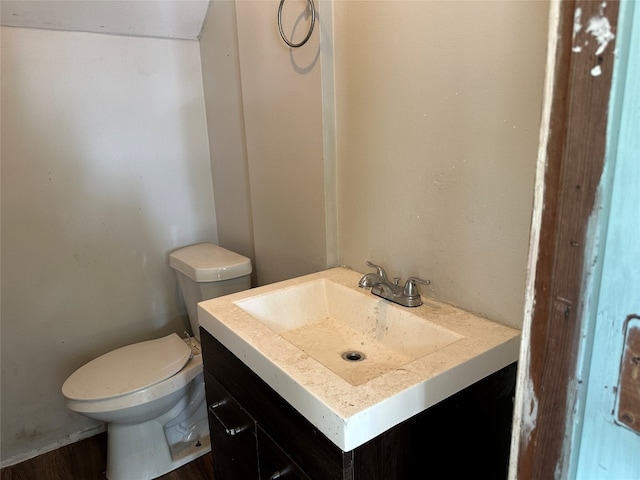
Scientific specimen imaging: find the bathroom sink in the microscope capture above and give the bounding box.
[198,267,520,452]
[234,279,462,385]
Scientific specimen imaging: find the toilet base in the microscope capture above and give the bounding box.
[106,421,211,480]
[105,376,211,480]
[106,425,211,480]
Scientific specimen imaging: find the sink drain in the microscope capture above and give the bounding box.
[342,351,366,362]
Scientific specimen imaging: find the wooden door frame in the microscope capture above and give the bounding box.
[510,0,620,478]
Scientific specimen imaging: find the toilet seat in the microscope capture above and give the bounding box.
[62,333,191,401]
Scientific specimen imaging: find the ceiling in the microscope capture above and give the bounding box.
[0,0,210,40]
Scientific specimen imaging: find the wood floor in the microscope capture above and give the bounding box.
[0,433,214,480]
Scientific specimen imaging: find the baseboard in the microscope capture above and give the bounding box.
[0,424,106,468]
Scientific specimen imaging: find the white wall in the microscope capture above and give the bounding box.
[0,26,216,465]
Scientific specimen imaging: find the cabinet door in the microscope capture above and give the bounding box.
[257,427,312,480]
[201,329,351,480]
[204,371,259,480]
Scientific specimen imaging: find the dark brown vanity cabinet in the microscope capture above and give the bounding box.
[201,328,517,480]
[203,368,310,480]
[257,427,312,480]
[203,370,258,479]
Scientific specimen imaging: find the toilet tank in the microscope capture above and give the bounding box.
[169,243,252,340]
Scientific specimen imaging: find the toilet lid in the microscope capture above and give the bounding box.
[62,333,191,401]
[169,243,252,282]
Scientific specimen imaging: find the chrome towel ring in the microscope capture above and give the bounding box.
[277,0,316,48]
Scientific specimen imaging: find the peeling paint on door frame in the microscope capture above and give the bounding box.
[509,0,620,478]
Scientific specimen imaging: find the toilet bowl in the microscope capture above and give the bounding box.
[62,243,252,480]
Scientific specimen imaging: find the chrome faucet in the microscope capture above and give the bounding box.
[358,261,430,307]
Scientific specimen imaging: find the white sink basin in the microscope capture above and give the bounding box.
[234,279,463,385]
[198,267,520,452]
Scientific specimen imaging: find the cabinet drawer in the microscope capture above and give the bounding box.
[204,370,258,480]
[257,426,311,480]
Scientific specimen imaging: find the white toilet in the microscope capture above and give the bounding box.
[62,243,251,480]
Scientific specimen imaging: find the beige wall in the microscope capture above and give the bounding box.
[199,0,256,281]
[200,0,548,328]
[334,1,548,327]
[236,0,328,285]
[0,0,548,466]
[0,27,215,465]
[201,0,328,287]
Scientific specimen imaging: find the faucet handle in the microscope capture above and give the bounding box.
[365,261,387,279]
[403,277,431,297]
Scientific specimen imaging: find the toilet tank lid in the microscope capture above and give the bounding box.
[62,334,191,401]
[169,243,252,282]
